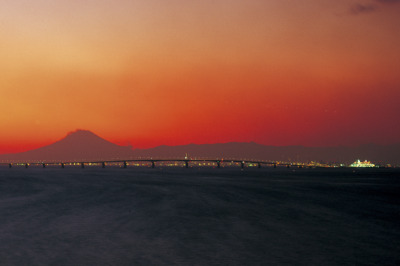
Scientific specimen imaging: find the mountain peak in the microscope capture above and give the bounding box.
[62,129,110,143]
[60,129,117,148]
[66,129,98,138]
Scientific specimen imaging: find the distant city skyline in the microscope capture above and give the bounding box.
[1,0,399,154]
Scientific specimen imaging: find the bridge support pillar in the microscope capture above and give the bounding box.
[258,163,261,168]
[61,163,65,168]
[81,163,85,169]
[102,162,106,168]
[241,161,245,169]
[43,163,46,168]
[217,161,221,168]
[123,161,127,168]
[151,161,155,168]
[9,164,12,168]
[185,161,189,168]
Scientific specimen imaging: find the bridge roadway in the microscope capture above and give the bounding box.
[1,159,308,169]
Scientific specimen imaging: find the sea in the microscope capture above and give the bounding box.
[0,166,399,266]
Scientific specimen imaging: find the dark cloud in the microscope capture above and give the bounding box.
[376,0,400,4]
[350,3,377,14]
[349,0,400,15]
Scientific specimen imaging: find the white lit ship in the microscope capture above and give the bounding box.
[350,160,376,168]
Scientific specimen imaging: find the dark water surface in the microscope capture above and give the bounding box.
[0,167,399,265]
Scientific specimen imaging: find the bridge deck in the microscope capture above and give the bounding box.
[0,158,311,168]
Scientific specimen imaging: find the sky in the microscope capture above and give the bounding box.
[1,0,400,153]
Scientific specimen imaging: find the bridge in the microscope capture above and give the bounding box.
[1,158,310,169]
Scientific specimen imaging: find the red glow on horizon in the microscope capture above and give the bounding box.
[0,1,399,154]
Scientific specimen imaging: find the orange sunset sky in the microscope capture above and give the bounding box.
[1,0,400,153]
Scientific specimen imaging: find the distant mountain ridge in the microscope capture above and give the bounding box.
[0,130,399,165]
[133,142,400,166]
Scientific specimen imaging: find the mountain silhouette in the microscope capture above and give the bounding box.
[0,130,134,162]
[0,130,399,165]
